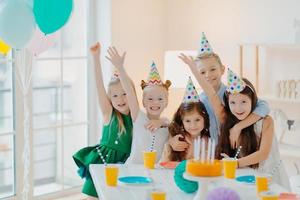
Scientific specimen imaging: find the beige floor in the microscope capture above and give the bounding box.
[55,193,87,200]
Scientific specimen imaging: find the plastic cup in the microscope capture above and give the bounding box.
[143,150,157,169]
[151,189,166,200]
[222,158,238,179]
[105,165,119,186]
[259,191,279,200]
[255,174,269,194]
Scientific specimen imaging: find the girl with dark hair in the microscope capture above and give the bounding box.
[161,78,210,162]
[216,78,259,166]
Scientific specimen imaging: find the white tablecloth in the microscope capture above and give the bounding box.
[90,164,287,200]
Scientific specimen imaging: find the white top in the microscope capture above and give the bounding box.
[89,164,288,200]
[126,111,169,164]
[254,119,291,191]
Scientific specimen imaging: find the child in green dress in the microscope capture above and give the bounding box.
[73,42,133,199]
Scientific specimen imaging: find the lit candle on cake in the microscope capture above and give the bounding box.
[201,138,205,163]
[206,138,211,162]
[193,136,200,161]
[210,139,215,163]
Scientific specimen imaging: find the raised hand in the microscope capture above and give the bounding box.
[89,42,113,122]
[106,46,126,70]
[90,42,101,57]
[178,53,196,69]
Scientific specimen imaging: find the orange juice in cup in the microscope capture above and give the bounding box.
[222,158,238,179]
[259,191,279,200]
[151,189,166,200]
[105,165,119,186]
[255,174,269,194]
[143,150,157,169]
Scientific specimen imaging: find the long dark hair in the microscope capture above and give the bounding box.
[168,102,210,161]
[216,78,260,168]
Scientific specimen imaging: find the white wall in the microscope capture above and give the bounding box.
[109,0,300,118]
[111,0,166,112]
[165,0,300,61]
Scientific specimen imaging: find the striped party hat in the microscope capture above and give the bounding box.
[183,77,200,103]
[226,68,246,94]
[198,32,213,55]
[146,61,163,86]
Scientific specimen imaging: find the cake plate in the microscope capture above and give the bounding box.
[183,172,222,200]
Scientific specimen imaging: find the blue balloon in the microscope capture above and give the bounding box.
[0,1,36,49]
[26,0,33,8]
[33,0,73,34]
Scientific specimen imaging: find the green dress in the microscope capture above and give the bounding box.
[73,111,133,197]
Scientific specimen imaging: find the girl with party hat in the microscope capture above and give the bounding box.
[171,32,270,151]
[160,77,210,162]
[105,47,171,164]
[73,43,133,199]
[179,58,290,189]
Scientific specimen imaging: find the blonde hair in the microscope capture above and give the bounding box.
[195,53,223,66]
[107,78,127,134]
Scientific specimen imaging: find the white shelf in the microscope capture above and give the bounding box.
[240,44,300,119]
[240,43,300,50]
[260,44,300,51]
[261,95,300,104]
[279,143,300,158]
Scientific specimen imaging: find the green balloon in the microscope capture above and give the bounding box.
[33,0,73,34]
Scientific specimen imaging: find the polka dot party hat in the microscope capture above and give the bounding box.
[226,68,246,94]
[183,77,200,103]
[146,61,163,85]
[198,32,213,55]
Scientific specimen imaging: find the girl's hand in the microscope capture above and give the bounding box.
[145,117,169,132]
[90,42,101,56]
[106,46,126,70]
[169,135,189,152]
[145,119,163,133]
[230,124,242,148]
[178,53,197,69]
[220,153,230,158]
[186,144,194,159]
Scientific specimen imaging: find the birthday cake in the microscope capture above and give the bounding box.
[186,159,222,177]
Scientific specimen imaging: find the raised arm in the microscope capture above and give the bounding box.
[178,53,226,123]
[237,116,274,168]
[90,42,113,123]
[106,47,140,121]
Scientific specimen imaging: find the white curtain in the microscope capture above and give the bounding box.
[15,49,33,200]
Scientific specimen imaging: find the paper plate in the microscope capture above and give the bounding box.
[236,175,255,185]
[118,176,153,185]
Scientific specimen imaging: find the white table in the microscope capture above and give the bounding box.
[90,164,287,200]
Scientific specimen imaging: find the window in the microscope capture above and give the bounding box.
[0,0,107,198]
[32,0,89,196]
[0,53,15,199]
